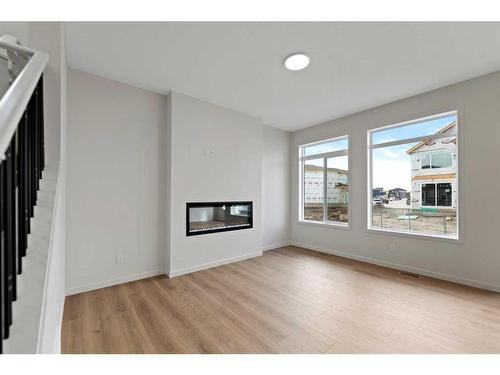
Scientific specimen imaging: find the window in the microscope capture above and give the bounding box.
[300,136,349,226]
[304,137,348,156]
[422,183,436,206]
[422,183,452,207]
[367,112,458,239]
[303,159,324,221]
[422,151,452,169]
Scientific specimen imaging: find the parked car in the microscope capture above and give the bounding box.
[373,199,384,207]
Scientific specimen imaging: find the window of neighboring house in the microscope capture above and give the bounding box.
[422,151,453,169]
[367,111,459,239]
[300,136,349,226]
[422,183,436,206]
[422,183,452,207]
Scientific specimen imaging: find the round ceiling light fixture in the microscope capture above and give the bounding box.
[284,53,310,71]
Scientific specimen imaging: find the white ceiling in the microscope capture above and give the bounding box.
[65,22,500,131]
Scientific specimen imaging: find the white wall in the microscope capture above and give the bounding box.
[66,69,167,294]
[262,125,290,250]
[168,92,263,275]
[291,71,500,292]
[0,22,29,44]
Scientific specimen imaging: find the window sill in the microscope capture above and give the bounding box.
[420,206,455,209]
[298,220,351,230]
[366,227,462,244]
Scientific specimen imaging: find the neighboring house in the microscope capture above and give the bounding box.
[407,121,457,209]
[388,188,407,200]
[304,164,348,205]
[372,187,385,198]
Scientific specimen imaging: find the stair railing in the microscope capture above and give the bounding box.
[0,35,48,354]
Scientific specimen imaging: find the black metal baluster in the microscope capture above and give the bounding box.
[32,90,36,209]
[12,129,21,276]
[7,142,16,302]
[23,112,30,236]
[17,117,27,269]
[0,74,46,353]
[3,145,13,337]
[28,93,34,220]
[39,77,45,173]
[34,87,39,194]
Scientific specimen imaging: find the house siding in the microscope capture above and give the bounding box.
[409,123,457,209]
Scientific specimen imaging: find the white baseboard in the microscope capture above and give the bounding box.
[290,241,500,293]
[261,241,291,252]
[66,269,164,296]
[53,299,65,354]
[168,251,263,278]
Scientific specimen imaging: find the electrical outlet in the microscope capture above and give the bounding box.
[203,149,215,158]
[388,243,396,253]
[116,254,124,264]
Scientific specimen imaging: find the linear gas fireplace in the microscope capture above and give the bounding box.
[186,201,253,236]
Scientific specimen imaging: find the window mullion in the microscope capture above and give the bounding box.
[301,149,348,161]
[323,157,327,222]
[301,160,304,221]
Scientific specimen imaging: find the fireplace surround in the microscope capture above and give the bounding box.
[186,201,253,236]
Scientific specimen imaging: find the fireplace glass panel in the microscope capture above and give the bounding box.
[187,202,253,236]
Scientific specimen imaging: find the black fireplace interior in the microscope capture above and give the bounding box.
[186,201,253,236]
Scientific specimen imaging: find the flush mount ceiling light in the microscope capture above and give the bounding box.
[284,53,310,71]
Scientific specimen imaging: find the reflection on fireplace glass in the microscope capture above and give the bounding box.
[186,202,253,236]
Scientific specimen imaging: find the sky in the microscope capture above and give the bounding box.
[372,115,456,144]
[304,137,349,170]
[372,143,417,191]
[303,114,457,191]
[304,137,348,156]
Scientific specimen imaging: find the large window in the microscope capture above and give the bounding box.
[367,112,458,239]
[300,136,349,226]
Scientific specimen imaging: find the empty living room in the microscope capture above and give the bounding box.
[1,1,500,373]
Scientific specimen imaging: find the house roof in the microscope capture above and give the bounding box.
[406,121,456,154]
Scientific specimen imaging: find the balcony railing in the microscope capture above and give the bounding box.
[0,35,48,354]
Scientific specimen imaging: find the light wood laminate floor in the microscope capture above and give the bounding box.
[62,246,500,353]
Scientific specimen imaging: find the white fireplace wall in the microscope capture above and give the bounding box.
[65,72,289,291]
[167,92,263,276]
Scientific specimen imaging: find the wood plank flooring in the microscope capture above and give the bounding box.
[62,246,500,353]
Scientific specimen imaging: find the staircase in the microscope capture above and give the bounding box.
[0,34,48,354]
